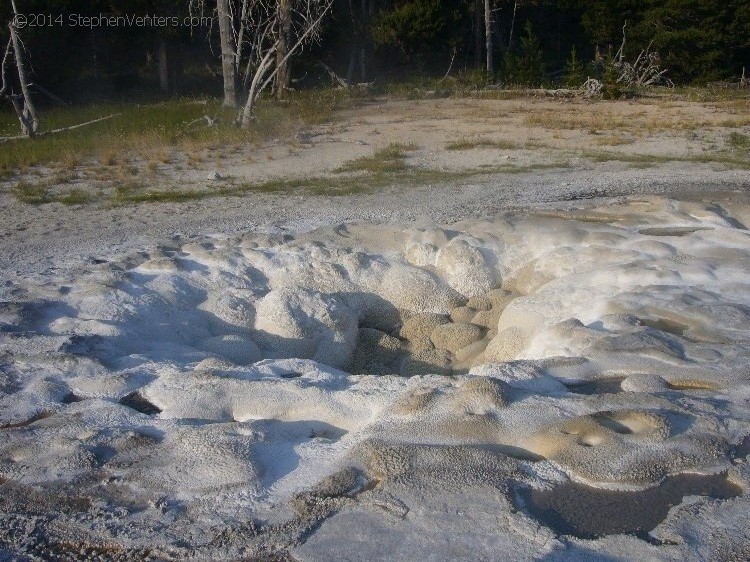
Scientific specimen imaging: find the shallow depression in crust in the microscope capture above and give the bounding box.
[638,226,714,237]
[514,472,743,540]
[564,377,626,395]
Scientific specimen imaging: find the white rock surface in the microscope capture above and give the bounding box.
[1,197,749,559]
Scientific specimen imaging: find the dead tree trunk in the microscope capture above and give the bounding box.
[158,39,170,94]
[343,0,374,85]
[359,0,368,82]
[241,49,274,126]
[5,1,40,138]
[276,0,291,98]
[484,0,493,77]
[345,0,356,84]
[239,0,333,128]
[474,0,483,68]
[217,0,238,107]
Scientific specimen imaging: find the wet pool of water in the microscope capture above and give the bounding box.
[515,472,742,540]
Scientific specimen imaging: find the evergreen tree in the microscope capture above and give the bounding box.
[564,45,585,87]
[503,20,545,86]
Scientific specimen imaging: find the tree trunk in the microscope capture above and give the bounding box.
[276,0,291,99]
[9,1,39,138]
[484,0,493,77]
[217,0,237,107]
[359,0,367,81]
[474,0,483,69]
[241,50,275,128]
[158,39,169,94]
[171,44,183,93]
[346,48,357,84]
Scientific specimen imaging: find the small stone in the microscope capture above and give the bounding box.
[430,323,485,353]
[486,289,515,309]
[450,306,476,323]
[351,328,404,375]
[454,339,489,366]
[400,313,450,350]
[466,295,492,311]
[621,373,669,393]
[472,307,503,329]
[400,348,452,376]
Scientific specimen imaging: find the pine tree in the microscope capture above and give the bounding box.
[503,20,545,86]
[564,45,585,87]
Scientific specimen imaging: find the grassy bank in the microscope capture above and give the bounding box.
[1,85,747,206]
[0,89,352,179]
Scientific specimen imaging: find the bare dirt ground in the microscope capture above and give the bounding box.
[1,95,748,276]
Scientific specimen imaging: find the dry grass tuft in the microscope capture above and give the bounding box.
[99,148,119,167]
[446,138,518,151]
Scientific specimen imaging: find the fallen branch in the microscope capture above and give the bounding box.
[177,114,218,137]
[28,83,70,106]
[0,113,121,141]
[527,88,578,99]
[318,61,349,88]
[185,114,217,128]
[45,113,121,134]
[518,80,603,99]
[0,133,26,142]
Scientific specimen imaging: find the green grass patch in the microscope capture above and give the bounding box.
[51,170,78,184]
[446,138,519,151]
[10,180,93,205]
[113,189,209,204]
[238,177,365,196]
[336,142,418,174]
[584,152,672,165]
[665,86,750,103]
[57,188,93,205]
[727,132,750,151]
[583,150,750,169]
[10,181,50,204]
[493,161,572,174]
[111,180,208,204]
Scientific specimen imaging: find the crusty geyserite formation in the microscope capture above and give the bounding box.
[1,197,749,559]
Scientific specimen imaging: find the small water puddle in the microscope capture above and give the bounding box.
[639,226,714,237]
[564,377,625,395]
[515,472,742,540]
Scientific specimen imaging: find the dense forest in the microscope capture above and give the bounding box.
[0,0,748,105]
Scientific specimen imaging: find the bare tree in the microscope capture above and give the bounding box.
[217,0,238,106]
[195,0,333,125]
[1,0,40,138]
[239,0,333,127]
[484,0,493,76]
[275,0,291,98]
[612,22,670,88]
